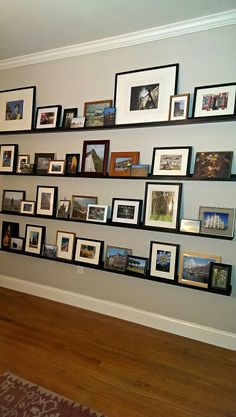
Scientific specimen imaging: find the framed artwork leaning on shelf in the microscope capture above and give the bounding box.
[70,195,98,221]
[16,154,30,174]
[1,221,19,250]
[126,255,148,276]
[169,93,190,121]
[48,160,65,175]
[198,206,235,238]
[111,198,142,225]
[36,186,58,217]
[109,151,140,176]
[61,108,78,128]
[149,241,179,282]
[20,200,35,215]
[86,204,108,223]
[56,231,75,261]
[74,237,104,266]
[209,262,232,294]
[192,82,236,118]
[81,140,110,176]
[65,153,80,175]
[104,245,132,272]
[35,105,62,129]
[193,151,233,179]
[2,189,25,213]
[10,237,24,252]
[84,99,112,127]
[34,153,55,175]
[151,146,192,177]
[0,144,18,173]
[180,219,200,234]
[43,244,57,259]
[56,199,70,219]
[24,224,46,255]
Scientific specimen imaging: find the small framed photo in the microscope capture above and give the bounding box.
[104,245,132,272]
[0,86,36,132]
[16,154,30,173]
[111,198,142,225]
[71,195,98,221]
[104,107,116,126]
[20,163,35,174]
[2,190,25,213]
[151,147,192,177]
[42,243,58,259]
[48,160,65,175]
[65,153,80,175]
[126,255,148,276]
[74,237,104,266]
[81,140,110,176]
[10,237,24,252]
[193,151,233,179]
[169,93,190,120]
[178,251,221,289]
[56,199,70,219]
[25,224,46,255]
[109,151,140,176]
[130,164,149,177]
[0,144,18,173]
[20,200,35,215]
[62,108,78,128]
[149,241,179,282]
[143,182,182,230]
[86,204,108,223]
[192,83,236,118]
[56,231,75,261]
[34,153,55,175]
[209,262,232,294]
[198,206,235,238]
[35,105,62,129]
[1,221,19,249]
[70,117,85,128]
[180,219,200,234]
[84,99,112,127]
[36,186,58,217]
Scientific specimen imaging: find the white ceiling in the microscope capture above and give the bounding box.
[0,0,236,61]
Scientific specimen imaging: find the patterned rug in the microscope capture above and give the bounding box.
[0,372,107,417]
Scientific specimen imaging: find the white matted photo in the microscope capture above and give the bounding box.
[151,147,192,176]
[149,241,179,281]
[111,198,142,225]
[86,204,108,223]
[56,231,75,260]
[74,238,104,265]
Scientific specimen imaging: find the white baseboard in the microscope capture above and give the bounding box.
[0,274,235,351]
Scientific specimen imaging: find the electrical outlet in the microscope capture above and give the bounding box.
[77,266,84,274]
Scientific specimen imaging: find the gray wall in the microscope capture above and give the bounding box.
[0,25,236,333]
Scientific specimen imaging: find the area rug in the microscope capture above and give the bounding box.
[0,372,107,417]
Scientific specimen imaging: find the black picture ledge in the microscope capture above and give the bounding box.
[0,248,231,296]
[0,114,235,135]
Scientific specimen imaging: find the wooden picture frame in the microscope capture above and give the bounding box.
[81,140,110,176]
[0,144,18,173]
[34,153,55,175]
[169,93,190,120]
[109,151,140,176]
[36,186,58,217]
[84,99,112,127]
[70,195,98,221]
[74,237,104,266]
[149,241,179,282]
[2,189,25,213]
[35,105,62,129]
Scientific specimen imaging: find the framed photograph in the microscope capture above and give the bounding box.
[70,117,85,128]
[151,147,192,177]
[35,105,62,129]
[198,206,235,238]
[193,83,236,118]
[42,244,58,259]
[71,195,98,221]
[36,186,58,217]
[0,144,18,173]
[56,231,75,261]
[180,219,200,234]
[104,107,116,126]
[25,224,46,255]
[143,182,182,230]
[114,64,179,125]
[126,255,148,276]
[81,140,110,176]
[2,190,25,213]
[20,200,35,215]
[65,153,80,175]
[209,262,232,294]
[130,164,149,177]
[86,204,108,223]
[178,251,221,289]
[61,108,78,128]
[109,151,140,176]
[56,199,70,219]
[111,198,142,225]
[104,245,132,272]
[34,153,55,175]
[193,151,233,179]
[16,154,30,173]
[84,99,112,127]
[74,237,104,266]
[169,93,190,120]
[149,241,179,281]
[1,221,19,249]
[10,237,24,252]
[0,86,36,132]
[48,160,65,175]
[20,163,34,174]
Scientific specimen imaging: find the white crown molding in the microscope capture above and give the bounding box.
[0,9,235,70]
[0,274,236,350]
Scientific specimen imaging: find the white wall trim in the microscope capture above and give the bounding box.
[0,274,235,351]
[0,9,235,70]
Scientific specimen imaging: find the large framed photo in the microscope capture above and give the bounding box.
[35,105,62,129]
[209,262,232,294]
[114,64,179,125]
[151,147,192,177]
[104,245,132,272]
[71,195,98,220]
[144,182,182,230]
[0,144,18,173]
[34,153,55,175]
[193,151,233,179]
[74,237,104,266]
[36,186,58,217]
[84,99,112,127]
[56,231,75,261]
[0,86,36,132]
[81,140,110,176]
[25,224,46,255]
[193,83,236,118]
[109,151,140,176]
[86,204,108,223]
[169,93,190,121]
[198,206,235,238]
[178,251,221,289]
[149,241,179,282]
[2,190,25,213]
[111,198,142,225]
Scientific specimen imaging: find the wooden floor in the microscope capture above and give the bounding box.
[0,287,236,417]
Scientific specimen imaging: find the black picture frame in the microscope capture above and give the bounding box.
[74,237,104,266]
[65,153,80,175]
[149,241,179,282]
[62,108,78,128]
[209,262,232,294]
[111,198,143,225]
[151,146,192,177]
[36,185,58,217]
[1,221,19,250]
[192,82,236,118]
[24,224,46,255]
[0,144,18,173]
[126,255,148,276]
[34,153,55,175]
[35,105,62,129]
[2,189,25,213]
